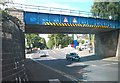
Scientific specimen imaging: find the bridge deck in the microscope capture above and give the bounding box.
[25,24,118,34]
[24,11,120,29]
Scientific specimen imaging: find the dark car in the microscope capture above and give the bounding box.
[66,52,80,61]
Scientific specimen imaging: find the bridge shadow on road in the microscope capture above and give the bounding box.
[80,54,103,62]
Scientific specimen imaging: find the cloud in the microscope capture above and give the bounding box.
[35,0,93,3]
[12,0,25,4]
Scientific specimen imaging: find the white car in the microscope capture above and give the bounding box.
[39,51,49,57]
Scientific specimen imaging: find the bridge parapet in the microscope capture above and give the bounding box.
[4,3,120,29]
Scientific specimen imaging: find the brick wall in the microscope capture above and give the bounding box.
[1,11,28,82]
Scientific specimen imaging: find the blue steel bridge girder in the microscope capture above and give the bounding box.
[24,11,120,28]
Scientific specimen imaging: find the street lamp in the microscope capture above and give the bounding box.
[109,16,112,20]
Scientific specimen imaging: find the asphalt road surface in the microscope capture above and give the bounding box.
[25,47,119,82]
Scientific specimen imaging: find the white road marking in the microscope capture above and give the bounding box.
[32,59,76,81]
[52,50,57,54]
[91,65,96,67]
[48,56,57,59]
[26,54,33,59]
[112,63,118,64]
[102,62,118,66]
[49,79,61,83]
[66,63,86,67]
[102,64,111,66]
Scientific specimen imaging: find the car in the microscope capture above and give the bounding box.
[66,52,80,61]
[39,51,49,57]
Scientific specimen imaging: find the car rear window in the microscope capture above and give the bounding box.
[70,53,76,55]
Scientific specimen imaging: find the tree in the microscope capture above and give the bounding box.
[40,38,47,49]
[25,34,46,49]
[47,39,54,49]
[47,34,74,49]
[91,2,120,21]
[81,40,85,44]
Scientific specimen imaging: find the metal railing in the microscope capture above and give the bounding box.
[4,2,93,17]
[3,2,120,28]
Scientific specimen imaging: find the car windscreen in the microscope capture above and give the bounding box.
[70,53,76,55]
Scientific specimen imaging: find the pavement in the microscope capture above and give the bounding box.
[102,56,119,62]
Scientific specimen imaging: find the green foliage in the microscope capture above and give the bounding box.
[89,34,95,42]
[91,2,120,21]
[81,40,85,44]
[25,34,46,49]
[47,34,74,49]
[47,39,54,49]
[83,34,89,39]
[40,38,47,49]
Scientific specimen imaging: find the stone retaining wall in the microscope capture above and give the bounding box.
[0,11,28,82]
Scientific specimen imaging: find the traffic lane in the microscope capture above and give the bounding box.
[26,50,50,59]
[29,49,65,59]
[34,56,118,81]
[49,50,66,59]
[35,57,89,81]
[47,50,118,68]
[29,50,118,69]
[25,59,74,82]
[29,49,118,81]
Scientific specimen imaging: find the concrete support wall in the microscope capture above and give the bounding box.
[1,11,28,82]
[116,30,120,57]
[95,30,119,58]
[0,11,2,83]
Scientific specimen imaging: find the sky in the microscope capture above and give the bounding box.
[12,0,94,12]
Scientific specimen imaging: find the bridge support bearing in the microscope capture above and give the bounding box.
[95,29,119,58]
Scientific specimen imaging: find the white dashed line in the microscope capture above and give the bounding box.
[91,65,96,67]
[49,79,61,83]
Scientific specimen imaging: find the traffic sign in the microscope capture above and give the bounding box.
[64,17,68,23]
[73,18,77,23]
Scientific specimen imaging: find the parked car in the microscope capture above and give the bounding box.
[39,51,49,57]
[66,52,80,61]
